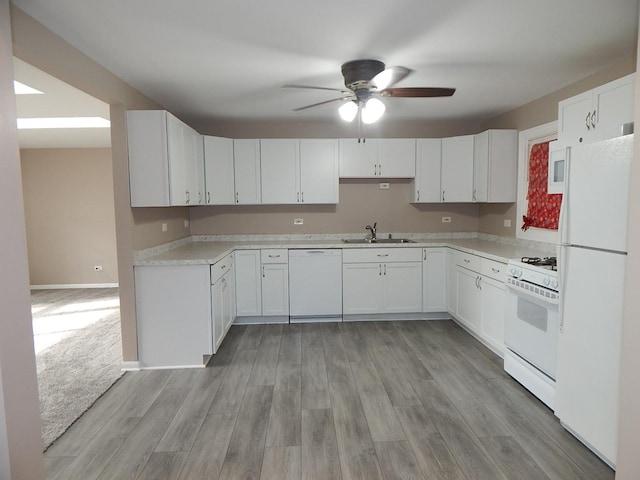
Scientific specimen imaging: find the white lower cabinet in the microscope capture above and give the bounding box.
[446,248,457,315]
[235,249,289,321]
[453,250,507,356]
[211,253,235,352]
[134,265,213,368]
[422,247,447,312]
[342,248,422,315]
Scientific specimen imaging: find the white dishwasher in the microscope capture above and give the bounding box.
[288,249,342,323]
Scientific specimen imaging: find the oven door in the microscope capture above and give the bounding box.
[504,280,560,379]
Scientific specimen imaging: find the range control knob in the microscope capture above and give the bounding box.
[516,268,523,278]
[551,279,559,289]
[543,277,551,287]
[509,266,517,276]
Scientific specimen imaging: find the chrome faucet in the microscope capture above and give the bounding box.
[365,222,377,241]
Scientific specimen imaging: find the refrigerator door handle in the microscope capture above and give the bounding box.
[558,245,567,333]
[558,146,571,245]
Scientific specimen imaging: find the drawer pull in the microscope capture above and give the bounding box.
[491,267,500,273]
[464,259,470,263]
[377,254,389,257]
[268,254,281,258]
[221,264,226,269]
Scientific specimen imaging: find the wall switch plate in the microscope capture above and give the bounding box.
[442,216,452,223]
[379,182,390,190]
[93,265,103,271]
[294,218,304,225]
[162,223,168,232]
[504,219,512,228]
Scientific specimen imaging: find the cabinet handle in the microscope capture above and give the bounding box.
[301,192,304,203]
[478,276,482,290]
[186,191,191,204]
[262,266,265,278]
[384,264,387,276]
[417,190,420,202]
[492,267,500,273]
[379,264,382,276]
[374,164,377,176]
[472,189,476,202]
[378,164,382,176]
[464,258,470,263]
[585,112,591,130]
[591,109,596,129]
[236,192,239,204]
[442,190,445,202]
[297,192,300,202]
[207,191,211,204]
[268,254,281,258]
[221,264,226,269]
[198,192,202,204]
[424,250,427,261]
[377,254,389,257]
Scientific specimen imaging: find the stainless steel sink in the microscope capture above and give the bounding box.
[342,238,415,244]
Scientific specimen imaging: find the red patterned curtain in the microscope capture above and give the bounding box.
[522,141,563,231]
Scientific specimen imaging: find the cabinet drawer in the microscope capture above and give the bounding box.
[455,251,481,271]
[343,247,422,263]
[211,253,233,284]
[480,258,507,282]
[261,249,288,264]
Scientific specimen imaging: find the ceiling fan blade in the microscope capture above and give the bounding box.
[382,87,456,98]
[283,84,349,93]
[293,96,353,112]
[370,66,412,90]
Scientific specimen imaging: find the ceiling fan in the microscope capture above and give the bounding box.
[283,59,455,125]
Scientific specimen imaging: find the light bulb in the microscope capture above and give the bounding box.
[361,98,385,124]
[338,101,358,122]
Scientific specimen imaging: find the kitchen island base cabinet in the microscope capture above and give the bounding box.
[135,265,213,369]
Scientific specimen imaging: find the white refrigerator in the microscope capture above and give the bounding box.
[556,134,633,468]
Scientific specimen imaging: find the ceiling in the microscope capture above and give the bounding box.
[11,0,640,136]
[13,58,111,149]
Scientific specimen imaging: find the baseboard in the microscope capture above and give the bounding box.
[343,312,451,322]
[120,361,141,371]
[31,283,119,290]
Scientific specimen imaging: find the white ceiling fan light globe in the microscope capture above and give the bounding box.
[338,101,358,122]
[361,98,385,124]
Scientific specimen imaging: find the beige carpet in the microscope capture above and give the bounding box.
[31,288,124,450]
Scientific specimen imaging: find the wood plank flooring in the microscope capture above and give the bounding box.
[44,320,615,480]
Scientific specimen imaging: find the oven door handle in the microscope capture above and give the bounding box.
[505,279,559,306]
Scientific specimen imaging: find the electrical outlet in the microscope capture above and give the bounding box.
[442,216,452,223]
[379,182,390,190]
[504,219,512,228]
[162,223,168,232]
[93,265,103,272]
[293,218,304,225]
[184,219,189,228]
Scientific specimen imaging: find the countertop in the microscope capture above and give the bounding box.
[135,235,556,267]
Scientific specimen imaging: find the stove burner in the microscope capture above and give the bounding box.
[521,256,557,268]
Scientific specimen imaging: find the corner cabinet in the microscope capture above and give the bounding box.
[342,248,422,315]
[473,129,518,203]
[260,139,339,204]
[128,110,204,207]
[558,73,635,146]
[339,138,416,178]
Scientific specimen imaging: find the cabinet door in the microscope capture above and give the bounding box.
[190,128,205,205]
[235,250,262,316]
[383,262,422,313]
[339,138,378,177]
[211,279,224,353]
[342,263,381,314]
[299,139,339,204]
[455,266,481,333]
[378,139,416,178]
[446,249,457,315]
[474,130,517,203]
[261,264,289,316]
[441,135,474,202]
[166,114,190,205]
[413,139,442,203]
[480,275,506,356]
[233,139,261,204]
[423,248,447,312]
[593,73,635,141]
[204,136,235,205]
[260,139,299,204]
[557,91,593,145]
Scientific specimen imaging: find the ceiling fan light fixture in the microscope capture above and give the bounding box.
[338,100,358,122]
[361,98,385,124]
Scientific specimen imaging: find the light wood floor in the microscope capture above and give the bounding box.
[44,320,614,480]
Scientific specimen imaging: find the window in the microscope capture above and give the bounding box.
[516,121,559,244]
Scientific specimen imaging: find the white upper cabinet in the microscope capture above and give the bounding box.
[261,139,300,204]
[128,110,204,207]
[233,139,262,205]
[558,73,635,146]
[412,138,442,203]
[473,129,517,203]
[339,138,416,178]
[261,139,339,204]
[203,136,235,205]
[299,139,339,204]
[441,135,474,202]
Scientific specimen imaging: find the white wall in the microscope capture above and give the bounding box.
[0,0,46,477]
